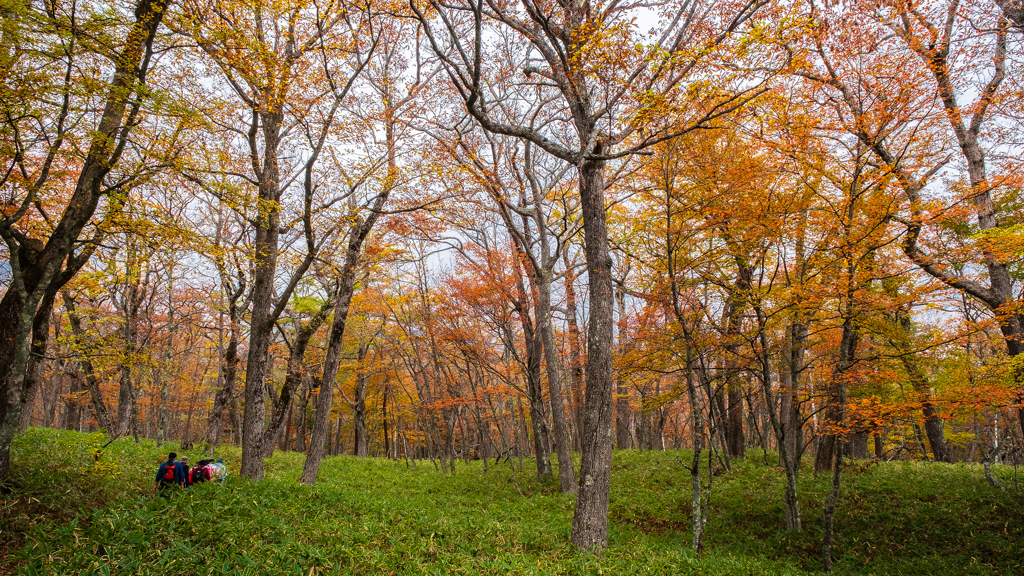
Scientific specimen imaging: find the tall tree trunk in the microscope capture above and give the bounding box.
[115,247,144,439]
[513,261,552,479]
[239,109,285,480]
[723,261,751,459]
[157,266,174,447]
[352,345,369,457]
[569,153,616,551]
[382,386,390,458]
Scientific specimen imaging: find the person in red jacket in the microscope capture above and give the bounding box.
[190,459,213,485]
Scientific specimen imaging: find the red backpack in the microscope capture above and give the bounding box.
[162,462,176,482]
[190,465,208,484]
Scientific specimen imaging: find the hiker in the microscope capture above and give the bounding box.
[210,457,227,482]
[189,460,211,485]
[154,453,182,497]
[179,456,190,487]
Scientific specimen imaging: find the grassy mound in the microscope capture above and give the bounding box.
[1,429,1021,575]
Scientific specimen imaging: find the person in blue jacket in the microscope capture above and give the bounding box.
[154,452,182,497]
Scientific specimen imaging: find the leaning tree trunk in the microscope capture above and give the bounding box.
[263,304,333,459]
[63,294,114,433]
[18,288,57,432]
[301,202,389,484]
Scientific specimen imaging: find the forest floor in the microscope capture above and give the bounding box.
[1,428,1022,575]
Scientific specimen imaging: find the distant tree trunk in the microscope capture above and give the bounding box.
[684,344,710,551]
[563,248,585,452]
[63,294,114,433]
[815,317,858,474]
[724,261,751,459]
[279,401,293,452]
[295,383,312,452]
[206,276,244,447]
[114,245,145,439]
[157,269,174,448]
[653,377,667,450]
[513,398,524,468]
[513,261,552,479]
[263,302,333,459]
[892,311,950,462]
[352,344,369,458]
[42,365,64,428]
[537,270,576,492]
[382,386,390,458]
[849,430,869,459]
[64,371,83,432]
[615,281,631,450]
[780,321,807,467]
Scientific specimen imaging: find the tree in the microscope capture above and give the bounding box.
[792,0,1024,439]
[427,119,581,490]
[412,0,774,549]
[300,13,424,482]
[174,0,378,479]
[0,0,172,480]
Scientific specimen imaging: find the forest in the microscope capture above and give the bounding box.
[1,0,1023,571]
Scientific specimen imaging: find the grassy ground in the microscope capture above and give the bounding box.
[1,428,1021,575]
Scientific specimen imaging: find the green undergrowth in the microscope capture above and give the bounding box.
[2,429,1022,575]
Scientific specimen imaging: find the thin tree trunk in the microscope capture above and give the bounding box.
[815,317,858,474]
[615,281,631,450]
[301,197,389,483]
[563,248,585,452]
[537,272,576,491]
[63,294,114,433]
